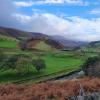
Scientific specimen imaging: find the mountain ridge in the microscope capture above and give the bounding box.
[0,26,88,48]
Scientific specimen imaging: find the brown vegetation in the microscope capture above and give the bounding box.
[19,38,64,51]
[0,78,100,100]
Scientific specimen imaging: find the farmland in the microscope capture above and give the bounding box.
[0,37,99,84]
[0,39,18,48]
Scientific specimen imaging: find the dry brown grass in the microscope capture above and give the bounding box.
[0,77,100,100]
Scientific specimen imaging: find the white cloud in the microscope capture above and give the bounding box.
[14,1,34,7]
[14,0,89,6]
[13,13,100,41]
[0,0,100,41]
[65,0,89,6]
[90,8,100,15]
[13,14,32,23]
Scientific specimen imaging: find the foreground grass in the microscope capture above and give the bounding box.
[0,78,100,100]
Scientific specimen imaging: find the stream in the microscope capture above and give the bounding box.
[57,70,85,80]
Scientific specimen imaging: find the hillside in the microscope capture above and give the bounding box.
[19,38,64,51]
[82,41,100,52]
[0,26,88,49]
[0,27,49,40]
[88,41,100,48]
[53,35,87,48]
[0,78,100,100]
[0,27,64,51]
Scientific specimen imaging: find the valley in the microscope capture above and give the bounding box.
[0,27,100,100]
[0,27,99,84]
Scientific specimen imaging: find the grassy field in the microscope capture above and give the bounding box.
[0,38,99,83]
[0,53,84,83]
[0,39,18,48]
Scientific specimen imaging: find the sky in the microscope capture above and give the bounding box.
[0,0,100,41]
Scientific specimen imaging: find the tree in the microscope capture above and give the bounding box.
[0,50,5,62]
[0,50,6,69]
[82,56,100,76]
[3,54,32,74]
[16,55,32,74]
[18,41,27,51]
[32,59,46,72]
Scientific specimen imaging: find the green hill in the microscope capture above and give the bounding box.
[19,38,64,51]
[0,34,18,49]
[0,27,64,51]
[82,41,100,53]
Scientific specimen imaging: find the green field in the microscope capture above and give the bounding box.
[0,38,99,84]
[0,54,83,83]
[0,39,18,48]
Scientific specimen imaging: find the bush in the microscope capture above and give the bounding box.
[82,56,100,69]
[32,59,46,72]
[82,56,100,76]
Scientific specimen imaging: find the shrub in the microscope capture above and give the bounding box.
[82,56,100,76]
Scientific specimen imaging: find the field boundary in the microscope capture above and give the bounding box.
[12,68,81,84]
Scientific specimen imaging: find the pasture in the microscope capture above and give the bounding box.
[0,38,99,83]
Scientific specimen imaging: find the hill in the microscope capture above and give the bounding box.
[0,27,88,49]
[82,41,100,52]
[0,27,87,49]
[0,27,49,40]
[88,41,100,48]
[53,35,87,48]
[0,26,64,51]
[19,38,64,51]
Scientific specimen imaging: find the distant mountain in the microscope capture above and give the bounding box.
[52,35,87,48]
[0,26,64,51]
[0,26,88,50]
[88,41,100,48]
[0,27,49,40]
[82,41,100,52]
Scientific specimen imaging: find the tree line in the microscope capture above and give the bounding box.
[0,51,46,74]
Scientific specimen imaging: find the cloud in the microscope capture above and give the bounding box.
[0,0,25,30]
[65,0,89,6]
[13,14,32,24]
[14,0,89,6]
[14,1,34,7]
[0,0,100,41]
[13,13,100,41]
[90,8,100,15]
